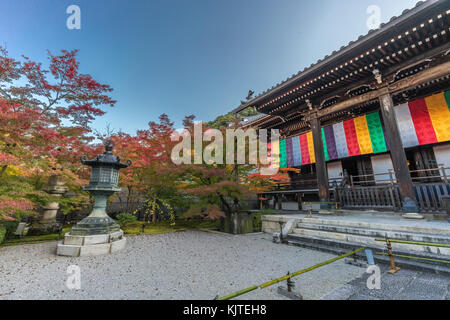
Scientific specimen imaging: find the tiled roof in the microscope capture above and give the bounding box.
[235,0,438,111]
[240,113,267,125]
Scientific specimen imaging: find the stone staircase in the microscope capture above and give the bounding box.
[284,217,450,274]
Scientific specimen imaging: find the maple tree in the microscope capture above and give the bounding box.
[107,114,187,222]
[170,116,255,220]
[0,47,115,128]
[0,46,276,226]
[0,47,115,221]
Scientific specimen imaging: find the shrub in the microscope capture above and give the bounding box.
[115,213,137,227]
[2,220,19,239]
[251,212,261,231]
[0,226,6,245]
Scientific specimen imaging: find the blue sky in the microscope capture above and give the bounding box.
[0,0,418,134]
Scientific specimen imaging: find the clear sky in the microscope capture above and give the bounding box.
[0,0,419,133]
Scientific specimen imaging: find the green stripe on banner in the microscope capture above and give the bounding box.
[445,90,450,112]
[321,128,329,162]
[279,139,287,168]
[366,111,387,154]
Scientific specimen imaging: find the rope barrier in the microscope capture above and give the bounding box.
[374,238,450,248]
[216,247,364,300]
[375,252,450,264]
[374,237,450,273]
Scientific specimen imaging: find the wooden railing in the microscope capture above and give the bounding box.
[347,167,450,186]
[268,167,450,213]
[413,182,450,212]
[336,185,402,211]
[337,167,450,213]
[273,177,343,191]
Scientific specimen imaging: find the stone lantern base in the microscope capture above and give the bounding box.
[56,229,126,257]
[57,209,126,257]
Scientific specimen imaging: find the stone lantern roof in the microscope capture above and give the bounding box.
[81,140,132,169]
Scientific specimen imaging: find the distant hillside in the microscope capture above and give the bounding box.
[207,107,259,129]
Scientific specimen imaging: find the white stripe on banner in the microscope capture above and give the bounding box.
[394,103,419,148]
[333,122,349,159]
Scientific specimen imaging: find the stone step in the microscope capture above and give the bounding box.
[286,234,450,274]
[295,217,450,236]
[291,228,450,256]
[296,222,450,244]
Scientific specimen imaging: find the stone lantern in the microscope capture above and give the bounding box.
[28,174,68,236]
[57,140,131,257]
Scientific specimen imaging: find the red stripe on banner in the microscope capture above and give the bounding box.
[299,134,310,165]
[343,119,361,157]
[408,98,438,145]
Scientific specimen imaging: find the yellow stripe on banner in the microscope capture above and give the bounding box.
[271,140,280,170]
[306,132,315,164]
[353,115,374,155]
[425,93,450,143]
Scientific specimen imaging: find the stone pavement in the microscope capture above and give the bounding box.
[322,265,450,300]
[267,210,450,232]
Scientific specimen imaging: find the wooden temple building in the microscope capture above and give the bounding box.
[233,0,450,215]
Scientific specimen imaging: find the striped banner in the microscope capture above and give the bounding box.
[307,132,315,164]
[394,91,450,149]
[366,111,387,154]
[333,122,349,159]
[408,98,437,145]
[279,139,287,169]
[270,140,280,169]
[286,138,294,167]
[292,136,302,167]
[273,90,450,169]
[395,103,419,148]
[321,128,329,162]
[299,133,310,165]
[343,119,361,157]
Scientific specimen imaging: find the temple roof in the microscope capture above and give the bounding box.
[233,0,450,138]
[233,0,450,113]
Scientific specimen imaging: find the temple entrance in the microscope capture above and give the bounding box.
[405,146,440,183]
[341,156,374,186]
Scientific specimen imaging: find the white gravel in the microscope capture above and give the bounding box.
[0,231,365,300]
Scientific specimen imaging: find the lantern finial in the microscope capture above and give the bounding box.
[105,139,114,153]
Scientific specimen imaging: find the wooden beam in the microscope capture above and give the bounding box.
[378,93,418,212]
[317,58,450,119]
[310,115,330,203]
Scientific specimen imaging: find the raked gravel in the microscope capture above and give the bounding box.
[0,231,366,300]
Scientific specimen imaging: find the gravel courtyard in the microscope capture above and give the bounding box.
[0,230,368,300]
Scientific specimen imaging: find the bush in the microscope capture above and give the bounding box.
[115,213,137,227]
[2,220,19,240]
[252,212,262,231]
[0,226,6,245]
[251,209,278,232]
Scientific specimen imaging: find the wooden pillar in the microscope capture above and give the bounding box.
[309,115,330,203]
[379,93,419,212]
[297,193,302,211]
[277,195,283,210]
